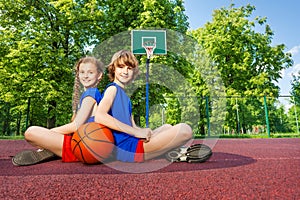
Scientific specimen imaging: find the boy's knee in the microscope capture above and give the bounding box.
[178,123,193,140]
[162,124,172,129]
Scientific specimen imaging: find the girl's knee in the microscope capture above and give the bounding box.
[24,126,39,141]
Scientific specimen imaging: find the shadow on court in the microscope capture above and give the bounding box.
[0,139,299,199]
[0,151,256,176]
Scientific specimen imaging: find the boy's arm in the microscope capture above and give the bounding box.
[95,86,151,140]
[131,116,139,128]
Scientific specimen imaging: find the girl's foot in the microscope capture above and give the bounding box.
[12,149,57,166]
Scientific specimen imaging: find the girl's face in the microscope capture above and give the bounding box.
[78,63,102,89]
[114,63,134,88]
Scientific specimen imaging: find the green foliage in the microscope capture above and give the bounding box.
[0,0,105,128]
[270,103,292,133]
[0,0,189,133]
[0,1,296,137]
[291,73,300,105]
[189,4,293,133]
[287,105,300,133]
[190,4,293,96]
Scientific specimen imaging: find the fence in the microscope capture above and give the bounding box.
[0,95,299,137]
[0,97,49,136]
[218,95,299,136]
[148,95,299,137]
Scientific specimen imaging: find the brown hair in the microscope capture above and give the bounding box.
[107,50,139,82]
[72,56,104,113]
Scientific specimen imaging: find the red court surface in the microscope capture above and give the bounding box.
[0,138,299,199]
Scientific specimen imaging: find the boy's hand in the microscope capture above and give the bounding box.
[134,127,152,142]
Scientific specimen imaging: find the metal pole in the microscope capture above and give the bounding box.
[25,97,31,129]
[205,96,210,136]
[145,58,150,128]
[235,98,240,134]
[161,106,164,125]
[264,96,270,138]
[293,97,299,133]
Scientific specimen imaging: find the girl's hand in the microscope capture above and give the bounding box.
[134,127,152,143]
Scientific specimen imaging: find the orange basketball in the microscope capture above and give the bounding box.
[71,122,114,164]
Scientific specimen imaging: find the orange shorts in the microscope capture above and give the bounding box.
[62,134,78,162]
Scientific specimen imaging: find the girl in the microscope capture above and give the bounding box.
[12,56,104,166]
[95,50,194,162]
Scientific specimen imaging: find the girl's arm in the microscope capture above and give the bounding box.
[51,96,96,134]
[95,86,151,140]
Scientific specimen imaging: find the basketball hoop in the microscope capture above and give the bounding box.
[131,30,167,128]
[143,42,156,59]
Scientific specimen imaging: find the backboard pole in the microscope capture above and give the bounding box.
[131,29,167,128]
[143,44,155,128]
[146,58,150,128]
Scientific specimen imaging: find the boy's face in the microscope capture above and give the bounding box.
[114,63,134,87]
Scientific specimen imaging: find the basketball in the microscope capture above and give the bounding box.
[71,122,114,164]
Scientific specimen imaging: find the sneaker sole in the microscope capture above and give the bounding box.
[166,144,212,163]
[12,149,56,166]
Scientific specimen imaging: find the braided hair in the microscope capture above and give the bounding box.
[71,57,104,120]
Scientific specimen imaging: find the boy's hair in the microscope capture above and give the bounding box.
[72,56,104,113]
[107,50,139,82]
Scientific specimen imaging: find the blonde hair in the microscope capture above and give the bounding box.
[72,56,104,114]
[107,50,139,82]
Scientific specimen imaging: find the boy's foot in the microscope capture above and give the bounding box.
[12,149,57,166]
[165,144,212,163]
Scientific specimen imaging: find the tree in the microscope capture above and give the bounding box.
[93,0,191,127]
[291,72,300,105]
[189,4,293,133]
[0,0,191,134]
[270,103,291,133]
[287,105,300,133]
[0,0,105,129]
[191,4,292,96]
[289,74,300,133]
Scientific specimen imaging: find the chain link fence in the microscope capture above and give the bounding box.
[149,95,299,137]
[219,96,299,136]
[0,96,299,137]
[0,97,48,136]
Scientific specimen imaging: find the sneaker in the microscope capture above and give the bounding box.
[12,149,57,166]
[165,144,212,163]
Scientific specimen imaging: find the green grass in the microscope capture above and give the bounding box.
[0,135,24,140]
[271,133,300,138]
[1,133,299,140]
[194,133,300,139]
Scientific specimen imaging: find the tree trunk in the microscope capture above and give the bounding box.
[47,100,56,129]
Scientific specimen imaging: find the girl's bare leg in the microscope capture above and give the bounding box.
[143,123,193,160]
[24,126,64,157]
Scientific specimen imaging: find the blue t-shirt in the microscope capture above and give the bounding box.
[104,82,139,162]
[79,88,102,123]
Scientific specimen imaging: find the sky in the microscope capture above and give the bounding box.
[183,0,300,100]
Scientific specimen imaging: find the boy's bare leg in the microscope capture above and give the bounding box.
[143,123,192,160]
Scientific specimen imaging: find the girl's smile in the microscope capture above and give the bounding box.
[78,63,102,89]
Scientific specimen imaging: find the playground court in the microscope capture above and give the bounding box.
[0,138,299,199]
